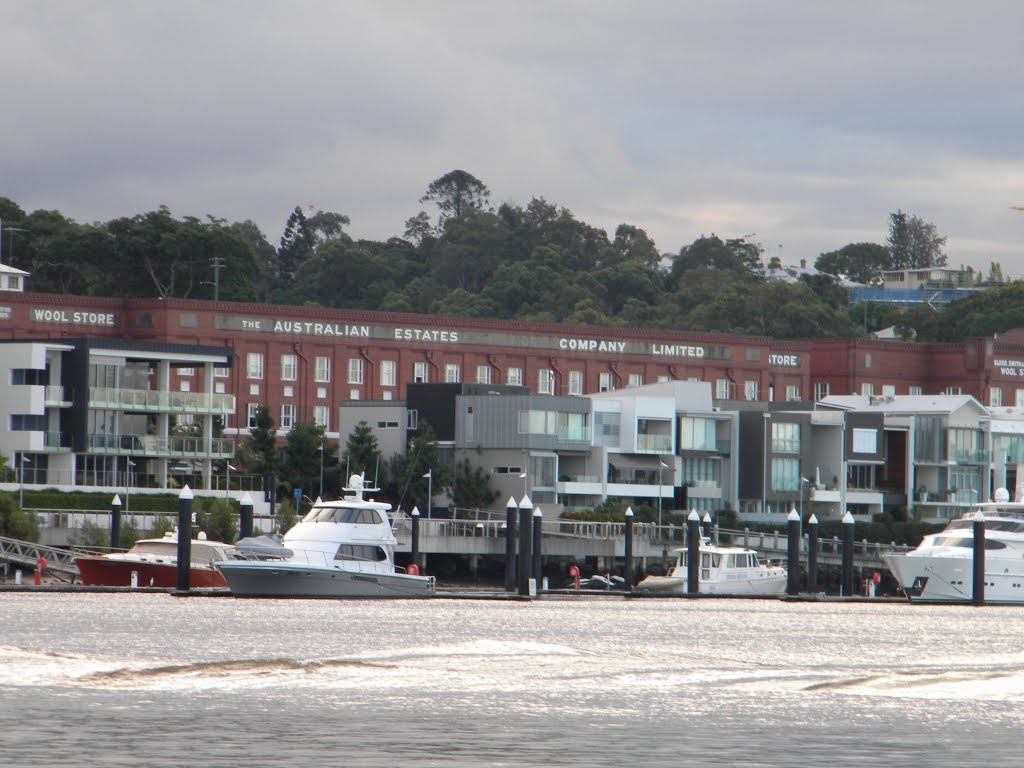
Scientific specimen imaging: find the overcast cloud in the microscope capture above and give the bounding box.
[4,1,1024,274]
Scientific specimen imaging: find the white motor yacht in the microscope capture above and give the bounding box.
[884,486,1024,604]
[637,539,787,596]
[216,474,435,598]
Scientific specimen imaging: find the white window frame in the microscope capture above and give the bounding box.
[476,365,491,384]
[314,356,331,383]
[247,403,261,429]
[347,358,364,385]
[568,370,583,396]
[280,403,295,430]
[414,361,429,383]
[599,372,613,392]
[538,369,554,395]
[744,380,758,401]
[628,373,643,388]
[507,367,523,386]
[246,352,264,379]
[861,382,874,396]
[313,405,330,430]
[990,387,1003,408]
[380,360,396,387]
[715,379,730,400]
[445,363,460,383]
[281,354,298,382]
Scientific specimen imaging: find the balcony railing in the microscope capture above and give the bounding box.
[44,386,71,406]
[44,432,72,450]
[949,448,990,464]
[557,425,592,442]
[636,434,672,453]
[88,387,235,415]
[87,433,235,459]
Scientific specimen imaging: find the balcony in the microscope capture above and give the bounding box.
[556,474,603,496]
[87,433,236,459]
[949,448,990,464]
[44,432,72,451]
[44,386,72,407]
[88,387,235,415]
[557,425,592,443]
[636,434,672,453]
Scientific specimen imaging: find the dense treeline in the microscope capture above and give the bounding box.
[0,170,1014,341]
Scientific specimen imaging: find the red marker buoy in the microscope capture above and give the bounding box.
[407,563,420,576]
[568,564,580,591]
[34,556,47,586]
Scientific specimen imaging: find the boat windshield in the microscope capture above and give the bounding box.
[931,536,1006,549]
[946,519,1024,533]
[128,541,178,557]
[333,544,388,562]
[307,507,383,524]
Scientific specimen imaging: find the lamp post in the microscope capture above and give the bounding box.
[19,455,31,510]
[126,459,136,513]
[319,442,324,499]
[762,413,771,515]
[658,460,668,558]
[800,475,809,520]
[226,463,236,499]
[423,469,432,518]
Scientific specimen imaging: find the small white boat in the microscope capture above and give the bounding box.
[215,474,435,599]
[884,486,1024,604]
[637,539,787,596]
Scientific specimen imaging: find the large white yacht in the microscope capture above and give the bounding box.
[215,474,435,598]
[884,486,1024,604]
[636,539,787,596]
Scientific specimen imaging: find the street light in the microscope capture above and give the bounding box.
[658,460,668,557]
[319,442,324,499]
[423,469,432,518]
[226,463,237,499]
[19,455,32,510]
[126,459,136,513]
[800,475,810,520]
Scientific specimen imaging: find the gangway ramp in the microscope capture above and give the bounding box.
[0,535,80,579]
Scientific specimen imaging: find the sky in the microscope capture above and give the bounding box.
[4,1,1024,275]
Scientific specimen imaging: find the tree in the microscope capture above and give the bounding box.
[283,422,327,500]
[342,421,382,481]
[0,494,39,541]
[670,235,763,280]
[887,210,947,269]
[450,458,497,512]
[609,224,662,269]
[419,170,491,227]
[197,497,238,543]
[277,206,315,286]
[815,243,890,285]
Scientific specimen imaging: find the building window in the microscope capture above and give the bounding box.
[909,385,923,396]
[744,380,758,401]
[314,356,331,383]
[628,373,643,388]
[317,386,327,399]
[215,382,226,394]
[990,387,1003,408]
[864,352,872,369]
[861,382,874,396]
[813,382,830,401]
[771,457,800,492]
[246,352,264,379]
[380,360,396,387]
[785,385,800,401]
[945,386,963,395]
[538,369,554,395]
[746,348,761,362]
[249,383,260,396]
[680,417,716,451]
[350,389,360,400]
[414,361,429,384]
[568,370,583,396]
[519,409,557,435]
[507,367,523,386]
[599,372,613,392]
[348,358,364,385]
[313,405,330,430]
[180,381,191,393]
[280,404,295,430]
[852,428,877,454]
[476,365,491,384]
[247,403,261,429]
[214,366,230,378]
[882,384,896,396]
[283,385,293,398]
[376,420,400,429]
[772,422,800,453]
[179,367,194,377]
[445,363,461,383]
[281,354,298,382]
[715,379,730,400]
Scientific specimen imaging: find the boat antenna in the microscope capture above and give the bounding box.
[373,453,380,489]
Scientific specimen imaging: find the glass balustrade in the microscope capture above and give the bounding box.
[87,433,235,458]
[88,387,235,414]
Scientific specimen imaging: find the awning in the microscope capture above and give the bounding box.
[990,420,1024,436]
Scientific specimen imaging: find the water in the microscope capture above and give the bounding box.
[1,594,1020,767]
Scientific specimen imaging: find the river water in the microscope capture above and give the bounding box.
[0,593,1019,767]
